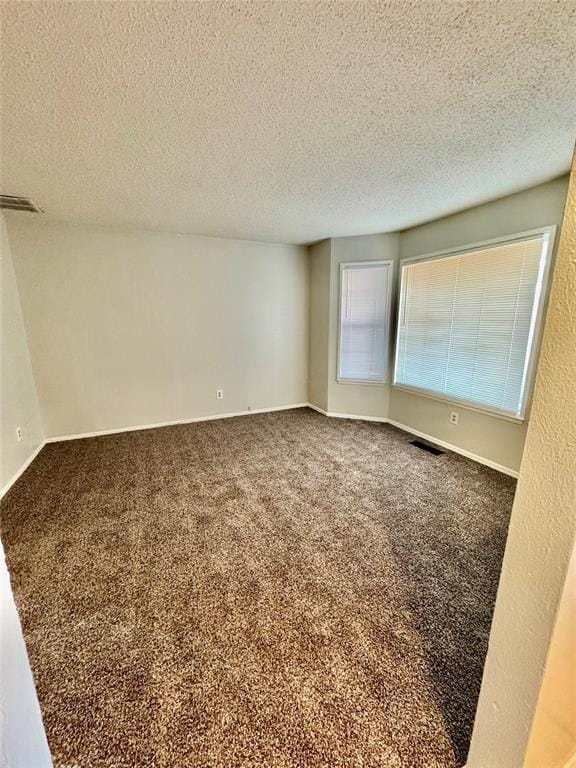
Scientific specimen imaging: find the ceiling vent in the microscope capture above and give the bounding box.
[0,195,43,213]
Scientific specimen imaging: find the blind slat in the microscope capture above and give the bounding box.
[394,235,549,417]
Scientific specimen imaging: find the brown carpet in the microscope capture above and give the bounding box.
[1,408,515,768]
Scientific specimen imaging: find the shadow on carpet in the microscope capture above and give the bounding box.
[1,408,515,768]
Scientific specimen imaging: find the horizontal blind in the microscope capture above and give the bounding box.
[339,263,391,382]
[394,234,549,417]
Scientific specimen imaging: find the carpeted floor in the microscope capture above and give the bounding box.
[1,408,515,768]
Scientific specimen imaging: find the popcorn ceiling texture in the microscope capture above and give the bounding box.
[1,0,575,244]
[1,409,515,768]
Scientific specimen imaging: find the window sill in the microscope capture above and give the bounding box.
[336,378,389,387]
[391,384,526,423]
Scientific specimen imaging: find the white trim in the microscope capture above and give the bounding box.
[308,403,388,423]
[337,259,394,385]
[0,441,46,500]
[45,403,310,443]
[386,418,519,478]
[2,405,517,502]
[307,403,518,477]
[517,228,555,420]
[327,411,388,423]
[399,226,557,266]
[335,379,389,387]
[393,225,556,422]
[307,403,329,416]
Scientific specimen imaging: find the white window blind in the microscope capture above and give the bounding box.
[394,232,552,418]
[338,262,392,383]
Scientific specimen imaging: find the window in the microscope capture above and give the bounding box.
[393,229,554,419]
[338,261,393,383]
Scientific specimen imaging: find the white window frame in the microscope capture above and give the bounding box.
[392,226,556,421]
[337,260,394,385]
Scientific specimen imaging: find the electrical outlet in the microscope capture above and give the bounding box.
[450,411,459,425]
[216,389,224,400]
[16,426,23,442]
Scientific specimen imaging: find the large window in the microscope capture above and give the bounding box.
[393,229,554,419]
[338,261,393,383]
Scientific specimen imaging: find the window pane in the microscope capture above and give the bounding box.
[339,263,391,382]
[394,234,549,417]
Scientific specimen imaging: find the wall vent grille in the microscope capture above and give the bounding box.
[0,195,43,213]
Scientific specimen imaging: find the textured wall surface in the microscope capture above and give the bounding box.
[468,162,576,766]
[525,542,576,768]
[1,1,575,243]
[0,215,44,491]
[7,219,309,438]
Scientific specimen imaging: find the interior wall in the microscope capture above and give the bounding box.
[307,178,568,473]
[524,541,576,768]
[0,214,50,766]
[6,218,309,439]
[0,541,52,768]
[326,233,400,418]
[0,214,44,492]
[390,175,569,473]
[468,163,576,768]
[308,240,331,412]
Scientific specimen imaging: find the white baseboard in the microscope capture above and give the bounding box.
[2,404,517,500]
[385,418,518,478]
[0,441,46,501]
[45,403,310,444]
[307,403,388,423]
[307,403,329,416]
[308,403,517,477]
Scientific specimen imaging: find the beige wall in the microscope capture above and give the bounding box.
[307,179,568,472]
[308,233,401,418]
[326,234,399,418]
[468,163,576,767]
[7,218,309,438]
[0,215,44,491]
[389,389,527,473]
[308,240,331,412]
[390,175,569,473]
[524,541,576,768]
[1,214,51,765]
[1,540,52,767]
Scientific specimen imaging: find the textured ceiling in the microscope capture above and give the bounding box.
[1,1,575,244]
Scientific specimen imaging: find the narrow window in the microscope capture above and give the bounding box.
[394,229,554,419]
[338,261,393,383]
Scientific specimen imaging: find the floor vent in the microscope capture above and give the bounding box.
[410,440,445,456]
[0,194,43,213]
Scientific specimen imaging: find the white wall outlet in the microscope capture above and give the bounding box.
[16,426,23,442]
[450,411,459,425]
[216,389,224,399]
